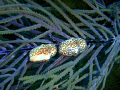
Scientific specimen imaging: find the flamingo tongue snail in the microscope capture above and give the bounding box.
[59,38,87,56]
[29,44,57,62]
[29,38,87,62]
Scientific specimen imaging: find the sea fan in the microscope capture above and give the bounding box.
[0,0,120,90]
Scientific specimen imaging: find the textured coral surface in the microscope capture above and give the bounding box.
[0,0,120,90]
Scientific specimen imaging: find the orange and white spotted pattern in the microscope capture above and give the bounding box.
[29,44,57,62]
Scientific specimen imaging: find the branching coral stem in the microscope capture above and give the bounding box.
[0,10,55,27]
[83,0,112,22]
[58,0,103,39]
[41,55,65,74]
[46,0,86,39]
[0,39,52,44]
[0,43,27,68]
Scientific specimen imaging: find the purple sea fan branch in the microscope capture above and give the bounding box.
[56,19,79,38]
[8,51,27,68]
[0,53,15,67]
[16,64,28,90]
[0,9,55,27]
[0,43,27,68]
[46,0,86,39]
[0,45,8,63]
[57,0,102,39]
[41,55,65,74]
[0,15,23,24]
[83,0,112,22]
[54,56,71,67]
[23,15,71,39]
[0,39,52,44]
[0,23,42,35]
[24,62,46,90]
[0,56,28,90]
[4,20,24,27]
[48,33,64,44]
[0,0,119,90]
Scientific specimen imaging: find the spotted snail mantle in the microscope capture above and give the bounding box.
[29,44,57,62]
[29,38,87,62]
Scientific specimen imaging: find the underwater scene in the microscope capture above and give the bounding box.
[0,0,120,90]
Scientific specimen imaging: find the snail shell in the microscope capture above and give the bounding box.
[76,38,87,53]
[59,38,87,56]
[29,44,57,62]
[59,38,79,56]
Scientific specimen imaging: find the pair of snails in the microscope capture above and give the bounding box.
[29,38,87,62]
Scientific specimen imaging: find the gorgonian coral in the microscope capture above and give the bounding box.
[0,0,120,90]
